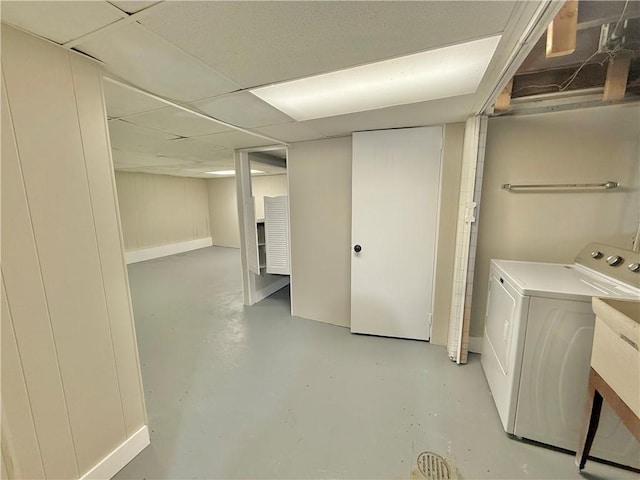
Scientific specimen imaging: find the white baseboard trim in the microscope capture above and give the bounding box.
[255,277,290,303]
[468,336,483,354]
[80,425,149,480]
[125,237,213,264]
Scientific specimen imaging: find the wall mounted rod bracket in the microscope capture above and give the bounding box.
[501,181,619,191]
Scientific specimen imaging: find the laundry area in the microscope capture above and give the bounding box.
[2,1,639,480]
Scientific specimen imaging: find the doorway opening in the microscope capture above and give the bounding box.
[236,146,292,311]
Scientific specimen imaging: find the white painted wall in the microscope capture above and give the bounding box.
[288,129,465,339]
[1,26,147,479]
[115,171,210,251]
[288,138,353,327]
[208,174,288,248]
[471,104,640,338]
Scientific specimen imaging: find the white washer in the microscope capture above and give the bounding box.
[481,242,640,468]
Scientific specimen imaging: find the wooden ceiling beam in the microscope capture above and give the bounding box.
[494,79,514,112]
[546,0,579,58]
[603,52,632,101]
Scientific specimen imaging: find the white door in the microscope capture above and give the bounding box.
[351,127,442,340]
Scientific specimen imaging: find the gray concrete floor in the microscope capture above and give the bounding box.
[115,246,635,479]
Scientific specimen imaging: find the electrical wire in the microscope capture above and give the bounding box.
[610,0,630,44]
[512,0,637,96]
[558,50,605,92]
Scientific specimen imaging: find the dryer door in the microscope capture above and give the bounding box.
[481,268,529,433]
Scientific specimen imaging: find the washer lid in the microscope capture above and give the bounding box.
[490,259,640,302]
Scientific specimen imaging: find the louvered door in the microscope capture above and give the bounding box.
[264,196,291,275]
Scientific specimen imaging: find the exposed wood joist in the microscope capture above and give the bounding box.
[603,52,632,101]
[519,28,602,74]
[546,0,579,58]
[492,0,640,111]
[476,0,565,115]
[494,79,514,112]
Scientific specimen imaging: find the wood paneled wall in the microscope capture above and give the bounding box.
[115,171,210,251]
[1,26,147,479]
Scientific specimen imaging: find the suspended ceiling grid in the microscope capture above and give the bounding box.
[1,1,562,177]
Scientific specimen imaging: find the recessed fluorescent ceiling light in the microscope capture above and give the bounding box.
[251,35,501,121]
[206,169,263,175]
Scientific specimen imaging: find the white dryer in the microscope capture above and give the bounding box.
[481,242,640,468]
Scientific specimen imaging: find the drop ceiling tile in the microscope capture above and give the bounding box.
[154,138,228,162]
[140,1,516,87]
[301,95,476,137]
[115,154,274,178]
[198,149,236,163]
[200,158,237,169]
[108,119,179,152]
[188,159,240,177]
[190,92,294,128]
[103,80,167,118]
[122,167,163,175]
[177,171,219,178]
[108,1,160,14]
[171,169,228,179]
[122,106,233,137]
[116,164,202,177]
[75,23,241,103]
[111,149,189,168]
[187,163,240,176]
[253,122,326,143]
[113,148,289,178]
[194,131,281,149]
[1,1,127,44]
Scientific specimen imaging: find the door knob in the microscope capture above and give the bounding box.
[354,244,362,253]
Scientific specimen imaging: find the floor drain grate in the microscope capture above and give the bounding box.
[416,452,457,480]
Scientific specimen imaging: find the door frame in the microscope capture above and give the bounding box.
[235,146,292,309]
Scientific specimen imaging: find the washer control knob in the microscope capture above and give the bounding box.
[591,251,603,259]
[606,255,624,266]
[629,263,640,273]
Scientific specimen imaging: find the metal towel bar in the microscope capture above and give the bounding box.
[501,181,619,191]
